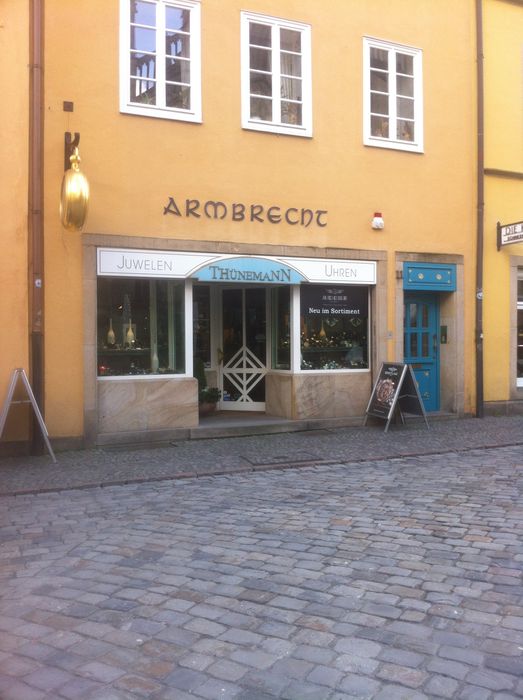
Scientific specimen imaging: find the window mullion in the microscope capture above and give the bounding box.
[156,1,166,108]
[273,25,280,124]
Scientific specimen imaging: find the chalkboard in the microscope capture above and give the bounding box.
[364,362,429,432]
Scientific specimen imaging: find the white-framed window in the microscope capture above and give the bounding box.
[240,11,312,137]
[363,37,423,153]
[119,0,201,122]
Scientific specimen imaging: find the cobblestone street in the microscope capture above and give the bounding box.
[1,426,522,699]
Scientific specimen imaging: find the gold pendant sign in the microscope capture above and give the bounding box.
[60,147,90,231]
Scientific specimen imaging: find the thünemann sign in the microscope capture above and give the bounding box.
[163,196,328,228]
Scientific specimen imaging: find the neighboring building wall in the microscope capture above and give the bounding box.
[483,0,523,413]
[2,1,478,447]
[0,1,30,444]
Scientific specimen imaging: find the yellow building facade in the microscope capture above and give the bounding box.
[482,0,523,414]
[1,0,478,451]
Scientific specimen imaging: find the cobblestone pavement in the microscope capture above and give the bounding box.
[1,415,523,496]
[0,437,522,699]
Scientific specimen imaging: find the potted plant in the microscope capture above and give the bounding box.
[194,357,221,415]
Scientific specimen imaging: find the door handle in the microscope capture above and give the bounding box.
[217,348,224,365]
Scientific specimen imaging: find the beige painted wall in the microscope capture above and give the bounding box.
[483,0,523,403]
[0,2,30,440]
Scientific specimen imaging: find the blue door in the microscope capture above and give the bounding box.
[404,294,440,412]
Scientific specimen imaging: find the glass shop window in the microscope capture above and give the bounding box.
[271,286,290,370]
[97,277,185,376]
[300,284,369,370]
[193,284,211,366]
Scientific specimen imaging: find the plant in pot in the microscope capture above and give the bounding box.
[194,357,221,415]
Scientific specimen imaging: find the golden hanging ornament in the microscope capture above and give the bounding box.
[60,147,90,231]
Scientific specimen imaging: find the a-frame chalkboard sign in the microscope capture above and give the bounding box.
[364,362,429,433]
[0,368,57,462]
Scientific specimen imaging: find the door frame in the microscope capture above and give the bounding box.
[403,292,440,412]
[217,285,269,411]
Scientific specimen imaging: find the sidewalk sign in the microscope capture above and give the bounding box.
[0,368,57,463]
[364,362,429,433]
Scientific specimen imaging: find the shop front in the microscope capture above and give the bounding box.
[85,242,382,445]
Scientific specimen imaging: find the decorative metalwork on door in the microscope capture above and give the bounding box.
[220,288,267,410]
[404,294,440,412]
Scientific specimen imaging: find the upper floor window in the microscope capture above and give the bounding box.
[363,37,423,153]
[241,12,312,137]
[120,0,201,122]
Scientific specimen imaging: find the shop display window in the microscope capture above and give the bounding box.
[97,277,184,376]
[300,284,368,370]
[271,286,290,370]
[517,277,523,387]
[193,285,211,366]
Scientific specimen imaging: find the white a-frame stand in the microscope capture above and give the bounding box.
[0,368,57,463]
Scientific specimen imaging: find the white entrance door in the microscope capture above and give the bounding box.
[220,288,267,411]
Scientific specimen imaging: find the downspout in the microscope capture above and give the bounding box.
[29,0,45,452]
[475,0,485,417]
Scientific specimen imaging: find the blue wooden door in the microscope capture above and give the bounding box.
[404,294,440,412]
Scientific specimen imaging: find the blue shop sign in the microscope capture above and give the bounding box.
[193,257,305,284]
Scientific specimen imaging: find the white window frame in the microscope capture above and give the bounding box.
[240,11,312,137]
[363,36,423,153]
[119,0,202,123]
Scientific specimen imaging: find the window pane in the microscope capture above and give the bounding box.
[397,96,414,119]
[421,305,429,328]
[371,115,388,137]
[250,96,272,121]
[280,28,301,52]
[517,278,523,302]
[130,78,156,104]
[97,278,185,376]
[250,46,271,72]
[281,101,302,125]
[397,119,414,141]
[250,71,272,96]
[281,52,301,77]
[281,76,302,101]
[397,74,414,97]
[271,287,290,370]
[131,0,155,26]
[166,83,190,109]
[250,22,271,47]
[410,333,417,357]
[193,285,210,366]
[131,26,156,52]
[131,53,156,80]
[300,285,368,370]
[370,47,388,70]
[165,7,190,32]
[166,32,190,58]
[166,58,190,84]
[396,52,413,75]
[370,69,388,92]
[371,93,388,115]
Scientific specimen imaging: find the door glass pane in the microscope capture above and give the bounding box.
[410,334,417,357]
[246,289,266,364]
[421,332,429,357]
[193,285,210,366]
[223,289,242,364]
[409,303,417,328]
[421,304,429,328]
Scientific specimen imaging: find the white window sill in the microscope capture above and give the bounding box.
[364,137,423,154]
[121,104,202,124]
[242,121,312,138]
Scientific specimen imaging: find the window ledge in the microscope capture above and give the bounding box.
[121,104,202,124]
[364,138,424,154]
